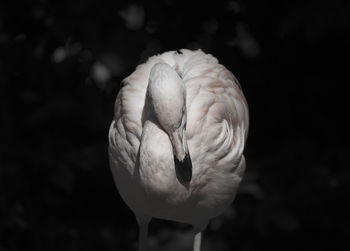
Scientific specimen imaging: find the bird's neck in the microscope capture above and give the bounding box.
[139,119,175,181]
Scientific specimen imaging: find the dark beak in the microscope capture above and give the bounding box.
[174,152,192,183]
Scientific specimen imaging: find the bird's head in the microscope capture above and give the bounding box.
[147,63,192,182]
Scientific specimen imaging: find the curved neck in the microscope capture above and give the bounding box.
[142,63,192,183]
[139,119,174,174]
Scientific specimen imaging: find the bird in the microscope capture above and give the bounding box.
[108,49,249,251]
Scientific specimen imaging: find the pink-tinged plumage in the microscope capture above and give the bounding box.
[108,49,249,251]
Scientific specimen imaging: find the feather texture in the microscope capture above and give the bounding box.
[108,49,249,229]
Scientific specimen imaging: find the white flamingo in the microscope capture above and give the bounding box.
[108,49,249,251]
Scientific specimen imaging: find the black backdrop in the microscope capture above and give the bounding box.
[1,0,349,250]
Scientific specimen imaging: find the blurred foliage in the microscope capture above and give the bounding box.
[0,0,349,250]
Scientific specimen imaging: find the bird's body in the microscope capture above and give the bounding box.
[108,49,249,250]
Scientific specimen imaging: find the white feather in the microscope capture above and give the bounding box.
[108,49,249,249]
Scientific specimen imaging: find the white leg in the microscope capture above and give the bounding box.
[193,231,202,251]
[193,222,207,251]
[136,215,151,251]
[138,223,148,251]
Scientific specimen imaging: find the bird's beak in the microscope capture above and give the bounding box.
[174,151,192,183]
[169,130,192,183]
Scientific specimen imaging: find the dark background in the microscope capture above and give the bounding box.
[1,0,349,250]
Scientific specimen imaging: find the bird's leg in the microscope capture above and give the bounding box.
[136,215,151,251]
[138,223,148,251]
[193,223,207,251]
[193,231,202,251]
